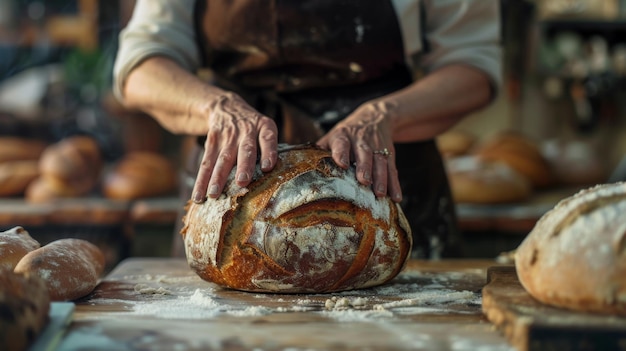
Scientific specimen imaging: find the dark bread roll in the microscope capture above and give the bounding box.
[14,238,105,301]
[0,269,51,351]
[516,182,626,315]
[181,144,412,293]
[0,227,40,271]
[0,137,47,164]
[102,151,177,200]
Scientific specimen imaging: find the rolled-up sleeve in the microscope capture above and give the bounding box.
[419,0,502,92]
[113,0,200,101]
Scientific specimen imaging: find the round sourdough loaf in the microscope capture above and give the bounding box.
[181,144,412,293]
[0,269,50,351]
[516,182,626,315]
[0,226,40,271]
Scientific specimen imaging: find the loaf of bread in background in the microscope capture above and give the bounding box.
[102,151,177,200]
[0,160,40,197]
[14,238,105,301]
[182,144,412,293]
[25,135,102,203]
[445,155,532,204]
[0,137,47,164]
[516,182,626,315]
[476,131,553,189]
[436,130,477,158]
[541,139,608,187]
[0,269,51,351]
[0,226,40,271]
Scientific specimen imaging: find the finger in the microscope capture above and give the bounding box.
[372,153,389,197]
[353,143,373,186]
[235,135,257,187]
[207,142,237,199]
[329,134,351,169]
[387,158,403,202]
[192,139,218,203]
[258,117,278,172]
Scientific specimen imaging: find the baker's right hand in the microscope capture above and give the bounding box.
[192,92,278,203]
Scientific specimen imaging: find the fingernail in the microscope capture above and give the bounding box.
[376,184,386,194]
[192,191,205,203]
[340,157,349,168]
[393,193,403,202]
[208,184,219,196]
[237,172,249,182]
[261,159,271,169]
[362,171,371,182]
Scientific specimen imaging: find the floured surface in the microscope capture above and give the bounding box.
[56,258,515,351]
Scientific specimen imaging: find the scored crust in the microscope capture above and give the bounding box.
[516,182,626,315]
[181,144,412,293]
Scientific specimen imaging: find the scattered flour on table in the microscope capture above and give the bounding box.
[89,270,482,322]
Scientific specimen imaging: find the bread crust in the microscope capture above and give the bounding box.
[24,136,102,202]
[516,182,626,315]
[476,131,553,188]
[181,145,412,293]
[102,151,177,200]
[0,160,40,197]
[0,269,50,351]
[446,156,532,204]
[0,137,47,164]
[0,227,40,271]
[14,238,105,301]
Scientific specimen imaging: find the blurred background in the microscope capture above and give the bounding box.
[1,0,626,268]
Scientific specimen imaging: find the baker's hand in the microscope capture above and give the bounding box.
[317,101,402,202]
[192,92,278,203]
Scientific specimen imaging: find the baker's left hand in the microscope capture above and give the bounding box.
[317,101,402,202]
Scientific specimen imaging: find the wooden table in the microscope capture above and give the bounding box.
[54,258,515,351]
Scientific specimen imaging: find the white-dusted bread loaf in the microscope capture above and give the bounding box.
[181,144,412,293]
[0,226,40,271]
[516,182,626,315]
[14,238,105,301]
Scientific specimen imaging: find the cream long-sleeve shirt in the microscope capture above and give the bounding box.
[113,0,502,101]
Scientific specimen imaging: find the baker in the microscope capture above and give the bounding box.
[113,0,502,259]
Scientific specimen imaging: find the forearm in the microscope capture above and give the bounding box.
[381,64,493,143]
[121,56,224,136]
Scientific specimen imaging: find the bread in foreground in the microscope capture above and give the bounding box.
[14,238,105,301]
[0,269,50,351]
[516,182,626,315]
[182,144,412,293]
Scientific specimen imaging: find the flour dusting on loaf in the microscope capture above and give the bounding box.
[182,144,412,293]
[516,182,626,314]
[14,238,105,301]
[0,226,40,271]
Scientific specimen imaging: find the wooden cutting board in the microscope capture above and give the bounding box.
[482,266,626,351]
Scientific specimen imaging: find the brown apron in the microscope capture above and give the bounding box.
[172,0,462,259]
